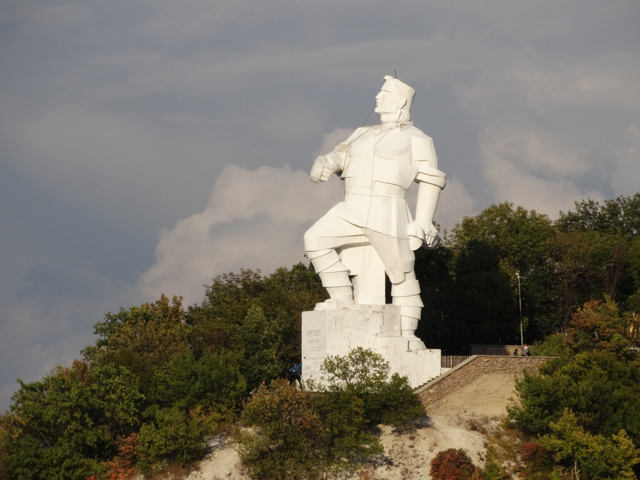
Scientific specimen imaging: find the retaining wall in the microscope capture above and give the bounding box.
[416,355,550,413]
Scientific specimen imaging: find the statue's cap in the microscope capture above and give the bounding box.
[382,75,416,101]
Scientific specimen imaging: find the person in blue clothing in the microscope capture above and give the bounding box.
[288,362,302,386]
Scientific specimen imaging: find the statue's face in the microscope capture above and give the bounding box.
[374,87,404,115]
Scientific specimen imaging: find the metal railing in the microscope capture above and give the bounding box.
[441,355,470,369]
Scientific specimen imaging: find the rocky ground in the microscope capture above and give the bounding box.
[179,372,517,480]
[181,414,499,480]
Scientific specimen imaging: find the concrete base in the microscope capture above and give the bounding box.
[302,304,441,389]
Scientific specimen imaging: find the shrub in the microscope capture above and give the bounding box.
[239,380,328,480]
[313,390,382,463]
[320,347,425,428]
[138,406,208,468]
[430,448,479,480]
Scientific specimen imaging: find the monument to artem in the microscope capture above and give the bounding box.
[302,75,446,387]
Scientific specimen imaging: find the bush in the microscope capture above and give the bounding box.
[239,380,327,480]
[320,347,425,429]
[138,406,208,468]
[430,448,479,480]
[313,390,382,463]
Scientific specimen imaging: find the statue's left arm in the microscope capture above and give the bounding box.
[409,134,446,249]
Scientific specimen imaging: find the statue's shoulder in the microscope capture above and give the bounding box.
[401,124,433,141]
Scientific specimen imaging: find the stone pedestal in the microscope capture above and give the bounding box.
[302,304,441,389]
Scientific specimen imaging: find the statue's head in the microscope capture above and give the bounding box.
[375,75,416,122]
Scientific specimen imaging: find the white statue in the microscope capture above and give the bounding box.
[304,75,446,345]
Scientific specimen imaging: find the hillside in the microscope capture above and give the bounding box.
[181,372,515,479]
[183,414,494,480]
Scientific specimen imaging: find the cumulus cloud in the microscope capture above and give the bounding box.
[479,127,604,217]
[135,164,342,305]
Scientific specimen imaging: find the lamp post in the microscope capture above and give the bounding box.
[516,271,523,346]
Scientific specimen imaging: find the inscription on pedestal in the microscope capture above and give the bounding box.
[302,305,441,389]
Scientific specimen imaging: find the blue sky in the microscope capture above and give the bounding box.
[1,0,639,409]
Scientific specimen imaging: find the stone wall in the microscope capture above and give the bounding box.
[470,344,528,356]
[415,355,550,412]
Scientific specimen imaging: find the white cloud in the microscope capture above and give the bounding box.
[479,129,604,217]
[136,164,342,305]
[484,126,590,178]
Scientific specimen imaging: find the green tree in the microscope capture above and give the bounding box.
[241,305,288,388]
[312,389,381,463]
[538,409,639,479]
[556,194,640,320]
[557,194,640,237]
[138,405,209,468]
[509,300,640,447]
[414,245,458,352]
[87,294,188,365]
[451,240,519,345]
[153,349,245,418]
[239,380,328,480]
[191,264,325,392]
[83,294,190,406]
[563,298,634,357]
[448,202,555,344]
[319,347,425,429]
[1,361,143,480]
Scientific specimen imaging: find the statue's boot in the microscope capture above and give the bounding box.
[308,249,353,309]
[392,275,425,350]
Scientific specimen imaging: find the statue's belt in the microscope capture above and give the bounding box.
[344,182,405,198]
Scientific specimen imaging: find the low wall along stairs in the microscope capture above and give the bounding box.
[415,355,550,417]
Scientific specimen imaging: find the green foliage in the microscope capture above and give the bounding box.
[480,462,510,480]
[138,406,209,468]
[564,298,634,357]
[5,193,640,478]
[86,294,189,366]
[313,390,381,462]
[481,418,554,479]
[321,346,390,394]
[239,380,328,480]
[430,448,480,480]
[508,299,640,477]
[557,193,640,237]
[538,409,639,479]
[1,361,143,480]
[414,245,458,351]
[531,333,566,357]
[510,349,640,443]
[320,347,425,429]
[378,373,426,428]
[238,350,424,480]
[241,305,289,388]
[193,264,326,391]
[154,349,246,417]
[447,202,555,345]
[83,294,190,407]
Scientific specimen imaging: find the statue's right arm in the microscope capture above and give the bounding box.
[310,127,363,183]
[309,144,348,183]
[310,154,338,183]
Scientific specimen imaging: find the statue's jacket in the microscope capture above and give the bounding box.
[330,122,439,238]
[315,121,445,281]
